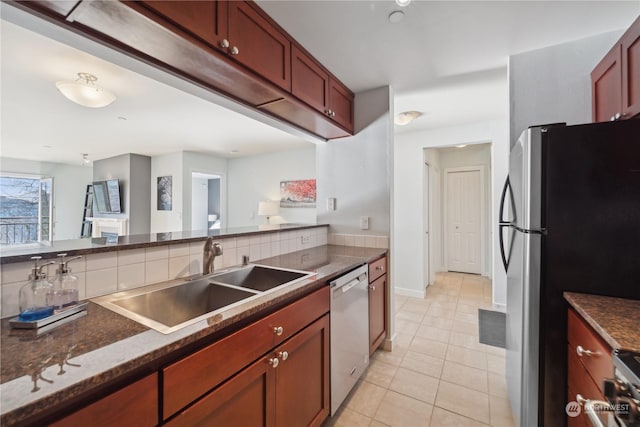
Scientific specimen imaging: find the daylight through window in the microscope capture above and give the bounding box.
[0,176,53,246]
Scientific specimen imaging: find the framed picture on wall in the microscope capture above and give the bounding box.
[157,176,172,211]
[280,179,316,208]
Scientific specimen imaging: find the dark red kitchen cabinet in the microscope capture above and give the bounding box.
[621,15,640,119]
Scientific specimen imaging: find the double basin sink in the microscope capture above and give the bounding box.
[93,265,313,334]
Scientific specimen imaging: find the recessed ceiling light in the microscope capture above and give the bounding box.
[117,116,127,121]
[395,0,411,7]
[230,150,239,154]
[394,110,423,125]
[388,10,405,24]
[42,145,52,149]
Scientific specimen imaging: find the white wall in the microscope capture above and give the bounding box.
[0,157,93,241]
[439,144,492,277]
[191,176,209,231]
[150,152,183,233]
[316,87,393,235]
[181,152,227,231]
[227,146,316,227]
[424,148,441,285]
[394,119,508,306]
[509,30,623,146]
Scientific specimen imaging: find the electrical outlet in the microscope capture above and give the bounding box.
[360,216,369,230]
[301,235,311,244]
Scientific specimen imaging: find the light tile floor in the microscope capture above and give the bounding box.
[324,272,515,427]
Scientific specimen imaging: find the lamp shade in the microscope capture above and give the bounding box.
[258,201,279,216]
[56,72,116,108]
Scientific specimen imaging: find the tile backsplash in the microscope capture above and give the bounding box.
[0,227,328,318]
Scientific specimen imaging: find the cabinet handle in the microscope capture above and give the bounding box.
[576,394,587,406]
[278,351,289,361]
[331,111,336,117]
[326,109,333,116]
[376,266,384,271]
[268,357,279,368]
[576,345,597,357]
[273,326,284,336]
[611,112,628,121]
[368,284,376,291]
[220,39,230,49]
[229,46,239,55]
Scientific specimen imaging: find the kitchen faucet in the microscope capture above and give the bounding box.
[202,238,223,275]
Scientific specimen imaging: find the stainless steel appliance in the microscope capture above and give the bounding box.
[499,120,640,426]
[602,351,640,426]
[330,264,369,415]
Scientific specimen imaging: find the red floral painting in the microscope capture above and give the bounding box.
[280,179,316,208]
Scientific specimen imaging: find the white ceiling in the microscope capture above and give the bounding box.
[1,1,638,165]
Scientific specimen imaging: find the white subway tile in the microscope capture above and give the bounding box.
[189,241,204,255]
[190,254,203,276]
[344,234,355,247]
[237,236,251,248]
[260,234,271,245]
[354,235,365,247]
[169,243,190,258]
[365,236,377,248]
[76,272,86,301]
[220,238,237,249]
[145,259,169,284]
[271,241,281,256]
[250,236,261,246]
[118,248,146,266]
[1,261,33,285]
[212,257,223,272]
[260,243,272,259]
[86,252,118,271]
[1,281,22,318]
[86,268,118,298]
[146,245,168,261]
[118,263,146,290]
[319,234,328,246]
[222,248,237,268]
[335,234,345,246]
[327,233,335,245]
[375,236,389,248]
[249,245,261,262]
[169,255,191,279]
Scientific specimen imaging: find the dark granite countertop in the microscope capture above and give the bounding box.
[564,292,640,353]
[0,223,328,264]
[0,244,386,426]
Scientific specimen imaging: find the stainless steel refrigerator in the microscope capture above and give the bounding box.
[499,119,640,427]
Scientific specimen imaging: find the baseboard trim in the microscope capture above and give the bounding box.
[395,286,425,299]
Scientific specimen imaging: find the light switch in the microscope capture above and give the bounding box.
[360,216,369,230]
[327,198,336,211]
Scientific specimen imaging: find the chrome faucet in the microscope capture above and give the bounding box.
[203,238,223,275]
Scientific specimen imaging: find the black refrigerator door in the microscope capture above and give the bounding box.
[539,119,640,427]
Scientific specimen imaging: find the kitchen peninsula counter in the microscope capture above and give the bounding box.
[564,292,640,353]
[0,244,387,426]
[0,223,328,264]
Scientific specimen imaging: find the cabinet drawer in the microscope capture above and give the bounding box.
[567,344,606,426]
[567,309,612,394]
[162,285,329,419]
[51,374,158,427]
[369,256,387,282]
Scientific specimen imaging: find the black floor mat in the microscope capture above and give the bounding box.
[478,308,506,348]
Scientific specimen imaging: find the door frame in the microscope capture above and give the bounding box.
[443,165,485,275]
[423,161,431,288]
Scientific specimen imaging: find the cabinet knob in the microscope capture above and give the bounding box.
[576,345,597,357]
[611,112,627,121]
[331,111,336,117]
[220,39,230,49]
[376,266,384,271]
[273,326,284,336]
[278,351,289,361]
[368,284,376,291]
[326,109,333,116]
[229,46,239,55]
[268,357,279,368]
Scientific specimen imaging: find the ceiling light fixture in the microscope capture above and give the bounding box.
[394,110,423,125]
[388,10,405,24]
[56,72,116,108]
[81,153,91,166]
[456,144,468,148]
[395,0,411,7]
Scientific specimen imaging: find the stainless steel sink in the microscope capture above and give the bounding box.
[92,264,313,334]
[210,265,310,292]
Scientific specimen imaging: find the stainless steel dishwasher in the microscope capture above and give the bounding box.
[330,264,369,415]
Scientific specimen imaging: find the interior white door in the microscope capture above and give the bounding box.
[446,170,481,274]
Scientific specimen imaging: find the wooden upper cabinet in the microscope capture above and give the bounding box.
[329,78,355,130]
[138,1,228,51]
[228,2,291,92]
[592,15,640,122]
[621,15,640,119]
[292,45,330,114]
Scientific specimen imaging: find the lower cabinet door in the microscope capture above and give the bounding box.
[275,314,330,427]
[369,275,387,355]
[166,358,276,427]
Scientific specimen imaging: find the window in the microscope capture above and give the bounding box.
[0,176,53,246]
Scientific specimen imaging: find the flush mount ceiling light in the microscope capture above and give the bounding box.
[56,72,116,108]
[456,144,468,148]
[394,110,423,125]
[395,0,411,7]
[388,10,405,23]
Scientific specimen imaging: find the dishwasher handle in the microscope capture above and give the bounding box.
[341,275,366,293]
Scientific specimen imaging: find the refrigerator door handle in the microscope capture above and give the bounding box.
[499,223,510,272]
[499,176,512,225]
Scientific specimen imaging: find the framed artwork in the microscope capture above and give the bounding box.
[280,179,316,208]
[157,176,172,211]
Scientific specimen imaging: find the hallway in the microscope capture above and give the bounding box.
[327,272,514,426]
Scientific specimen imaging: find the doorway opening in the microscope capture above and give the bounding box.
[423,143,492,287]
[191,172,222,231]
